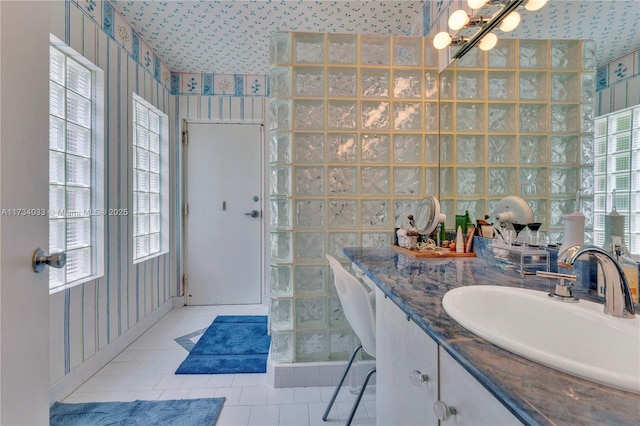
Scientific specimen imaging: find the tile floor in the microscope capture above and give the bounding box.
[63,304,376,426]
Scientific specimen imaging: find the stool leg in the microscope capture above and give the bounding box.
[322,345,363,421]
[345,367,376,426]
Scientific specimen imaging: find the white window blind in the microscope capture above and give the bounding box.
[49,44,103,291]
[132,95,167,262]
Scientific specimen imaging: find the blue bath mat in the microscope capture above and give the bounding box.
[175,315,270,374]
[50,397,224,425]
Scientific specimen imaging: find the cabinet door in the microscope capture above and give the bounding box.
[439,348,522,425]
[376,289,439,426]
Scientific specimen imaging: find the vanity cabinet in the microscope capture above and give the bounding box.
[374,288,522,426]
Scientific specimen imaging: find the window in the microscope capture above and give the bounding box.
[593,105,640,258]
[132,94,169,262]
[49,41,104,292]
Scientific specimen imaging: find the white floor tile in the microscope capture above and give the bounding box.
[248,404,280,426]
[215,387,243,406]
[239,387,269,406]
[232,373,262,387]
[266,387,295,405]
[294,386,322,404]
[217,404,252,426]
[279,403,310,426]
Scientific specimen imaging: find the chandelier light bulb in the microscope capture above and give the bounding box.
[433,31,453,50]
[467,0,489,9]
[448,10,470,31]
[525,0,549,11]
[478,32,498,51]
[499,11,521,32]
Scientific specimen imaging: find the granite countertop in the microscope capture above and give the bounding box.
[343,245,640,426]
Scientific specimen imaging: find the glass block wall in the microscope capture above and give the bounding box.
[269,32,441,363]
[439,40,596,243]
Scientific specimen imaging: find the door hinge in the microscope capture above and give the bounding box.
[183,203,189,216]
[182,130,188,145]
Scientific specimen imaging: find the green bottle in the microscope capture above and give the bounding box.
[464,210,472,234]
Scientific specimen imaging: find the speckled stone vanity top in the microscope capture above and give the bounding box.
[344,246,640,426]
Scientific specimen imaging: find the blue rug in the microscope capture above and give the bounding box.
[175,315,270,374]
[50,398,225,425]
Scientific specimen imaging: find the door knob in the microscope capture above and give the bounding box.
[244,210,260,218]
[32,248,67,273]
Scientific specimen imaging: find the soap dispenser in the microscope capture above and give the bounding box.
[604,189,625,248]
[560,189,585,250]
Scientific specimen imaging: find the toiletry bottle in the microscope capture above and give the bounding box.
[440,222,447,246]
[456,226,464,253]
[611,236,639,304]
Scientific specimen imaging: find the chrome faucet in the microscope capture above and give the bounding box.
[557,244,636,319]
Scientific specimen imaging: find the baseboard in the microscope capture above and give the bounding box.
[266,356,376,388]
[49,297,178,404]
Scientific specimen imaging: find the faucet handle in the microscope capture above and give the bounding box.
[536,271,579,302]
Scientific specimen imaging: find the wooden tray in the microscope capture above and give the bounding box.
[391,244,476,258]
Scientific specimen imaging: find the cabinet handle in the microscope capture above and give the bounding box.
[409,370,429,386]
[433,400,457,422]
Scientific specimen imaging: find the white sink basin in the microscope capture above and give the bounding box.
[442,285,640,394]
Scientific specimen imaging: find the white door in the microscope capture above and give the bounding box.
[0,2,51,424]
[185,122,263,305]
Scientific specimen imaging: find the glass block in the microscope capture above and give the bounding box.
[394,36,422,66]
[50,82,65,119]
[551,73,579,102]
[328,101,357,130]
[488,39,517,68]
[519,72,547,101]
[361,167,390,195]
[361,68,389,97]
[394,167,422,195]
[328,200,357,228]
[270,32,291,65]
[328,232,357,259]
[50,116,66,151]
[67,123,91,157]
[424,167,439,195]
[456,135,485,163]
[581,136,594,165]
[488,136,516,164]
[439,70,454,100]
[329,330,352,361]
[66,218,90,249]
[295,331,326,362]
[456,200,485,225]
[294,166,323,195]
[520,40,548,69]
[49,219,65,253]
[294,132,324,162]
[608,152,631,173]
[582,73,596,103]
[66,155,90,187]
[270,67,291,98]
[328,34,357,64]
[550,200,574,227]
[488,104,516,132]
[328,67,357,97]
[295,265,326,296]
[361,200,389,228]
[455,47,484,68]
[270,298,293,330]
[361,134,389,163]
[550,168,579,195]
[440,167,454,196]
[361,232,391,247]
[67,91,91,128]
[526,199,547,225]
[582,167,594,195]
[551,40,579,70]
[328,133,357,162]
[270,132,291,164]
[424,71,438,99]
[66,187,90,216]
[360,35,390,65]
[456,103,485,132]
[296,298,327,329]
[328,167,357,195]
[393,102,422,130]
[361,101,389,130]
[393,70,422,98]
[582,105,595,133]
[520,168,548,196]
[270,231,291,262]
[425,102,438,131]
[294,100,324,130]
[550,105,579,133]
[66,247,90,282]
[582,40,597,71]
[424,135,439,165]
[550,136,579,164]
[295,232,325,261]
[488,72,516,100]
[270,165,291,196]
[456,167,485,196]
[394,200,417,227]
[49,185,65,218]
[296,199,324,228]
[328,294,348,326]
[440,135,454,164]
[457,71,485,100]
[270,265,292,297]
[439,102,454,132]
[594,157,606,175]
[519,136,548,164]
[270,331,293,363]
[294,33,324,64]
[269,100,290,130]
[294,66,324,97]
[439,199,454,229]
[519,104,547,133]
[394,134,422,163]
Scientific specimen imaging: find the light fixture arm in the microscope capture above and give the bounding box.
[453,0,525,59]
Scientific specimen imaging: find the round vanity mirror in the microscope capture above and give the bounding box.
[414,196,445,235]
